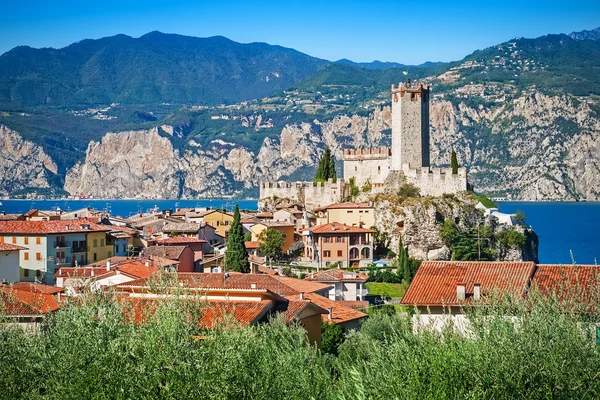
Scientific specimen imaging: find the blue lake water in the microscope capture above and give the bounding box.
[1,199,598,264]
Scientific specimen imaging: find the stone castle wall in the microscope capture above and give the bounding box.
[259,179,348,211]
[400,164,468,197]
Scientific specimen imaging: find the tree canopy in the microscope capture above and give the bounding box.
[257,228,285,260]
[225,204,250,273]
[314,147,337,183]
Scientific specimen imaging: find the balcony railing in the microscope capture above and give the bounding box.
[357,289,369,296]
[54,240,71,248]
[72,244,87,253]
[350,240,371,246]
[54,258,72,266]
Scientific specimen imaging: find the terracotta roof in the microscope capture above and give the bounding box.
[157,235,206,244]
[0,214,22,221]
[256,220,295,228]
[0,287,61,315]
[256,212,273,218]
[531,264,600,304]
[199,300,273,328]
[401,261,537,307]
[115,261,160,279]
[172,208,194,216]
[336,300,369,309]
[245,241,260,249]
[280,299,328,323]
[11,282,64,294]
[286,293,367,325]
[115,273,326,297]
[258,265,277,275]
[307,222,373,234]
[306,269,369,282]
[0,220,110,234]
[322,202,372,210]
[278,276,332,293]
[0,243,27,251]
[55,259,162,280]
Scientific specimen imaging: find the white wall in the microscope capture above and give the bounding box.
[0,251,21,283]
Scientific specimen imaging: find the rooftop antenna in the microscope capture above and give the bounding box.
[570,249,576,266]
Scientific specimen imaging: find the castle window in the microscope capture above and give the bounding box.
[355,166,357,172]
[378,166,381,174]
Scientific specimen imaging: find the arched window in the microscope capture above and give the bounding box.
[361,247,371,259]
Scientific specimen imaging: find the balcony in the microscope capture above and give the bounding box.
[357,288,369,297]
[72,243,87,253]
[54,240,72,249]
[54,258,72,266]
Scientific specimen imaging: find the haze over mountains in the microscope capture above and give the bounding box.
[1,27,600,200]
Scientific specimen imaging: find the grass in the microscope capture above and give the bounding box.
[366,282,408,299]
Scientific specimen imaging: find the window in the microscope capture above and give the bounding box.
[24,252,29,261]
[337,250,343,257]
[324,250,331,258]
[347,210,353,213]
[324,237,330,243]
[80,255,85,265]
[108,251,112,258]
[24,269,29,277]
[36,237,41,244]
[216,221,221,226]
[354,166,357,171]
[36,253,41,261]
[24,237,29,245]
[36,270,41,277]
[147,227,153,233]
[100,239,104,247]
[0,237,3,243]
[12,236,16,244]
[337,236,343,243]
[93,253,97,261]
[225,221,230,226]
[93,239,98,248]
[123,245,127,253]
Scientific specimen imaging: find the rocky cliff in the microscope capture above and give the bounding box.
[372,192,538,262]
[0,125,58,196]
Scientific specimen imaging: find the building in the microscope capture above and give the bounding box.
[0,284,63,328]
[314,202,375,227]
[249,221,296,254]
[305,269,369,301]
[302,222,374,269]
[259,81,469,211]
[0,243,26,283]
[143,245,198,273]
[0,220,111,284]
[185,210,234,238]
[86,229,114,263]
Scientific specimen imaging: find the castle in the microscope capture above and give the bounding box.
[259,81,468,211]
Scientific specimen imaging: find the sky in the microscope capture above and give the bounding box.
[1,0,600,64]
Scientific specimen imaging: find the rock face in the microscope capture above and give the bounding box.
[0,125,58,195]
[372,192,538,262]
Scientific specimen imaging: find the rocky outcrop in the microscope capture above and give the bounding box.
[372,192,538,262]
[0,125,58,195]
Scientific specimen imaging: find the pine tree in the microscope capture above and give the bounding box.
[226,204,250,273]
[450,149,459,175]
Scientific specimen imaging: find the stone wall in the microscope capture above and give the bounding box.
[259,179,349,211]
[343,148,392,187]
[401,164,468,196]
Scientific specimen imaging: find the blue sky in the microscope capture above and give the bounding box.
[2,0,599,64]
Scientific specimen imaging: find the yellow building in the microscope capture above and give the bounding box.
[190,210,234,238]
[86,231,113,263]
[250,221,296,253]
[315,202,375,228]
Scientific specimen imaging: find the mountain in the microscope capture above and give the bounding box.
[0,31,328,107]
[335,59,444,69]
[569,27,600,41]
[2,28,600,201]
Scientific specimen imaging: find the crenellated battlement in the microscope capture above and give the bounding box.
[259,178,349,211]
[391,81,430,103]
[343,147,391,160]
[397,163,468,196]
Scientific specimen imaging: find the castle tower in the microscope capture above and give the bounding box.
[391,81,430,170]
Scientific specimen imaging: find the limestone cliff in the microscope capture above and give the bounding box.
[0,125,58,195]
[372,192,538,262]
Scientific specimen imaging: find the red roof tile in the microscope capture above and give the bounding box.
[245,241,260,249]
[0,243,26,251]
[286,293,367,325]
[0,287,61,314]
[322,202,372,210]
[306,269,368,282]
[336,300,369,309]
[11,282,64,294]
[531,264,600,304]
[401,261,536,307]
[307,222,374,234]
[156,235,206,244]
[0,220,110,234]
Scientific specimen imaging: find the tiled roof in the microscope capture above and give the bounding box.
[0,213,22,221]
[143,245,187,260]
[286,293,367,325]
[401,261,537,307]
[157,235,206,244]
[115,273,327,297]
[245,241,260,249]
[0,287,61,315]
[307,222,374,234]
[256,220,295,228]
[55,259,162,280]
[258,265,277,275]
[0,220,110,234]
[0,243,27,251]
[531,264,600,304]
[171,208,195,216]
[255,212,273,218]
[199,300,273,328]
[305,269,369,282]
[115,261,160,279]
[11,282,64,294]
[278,276,332,293]
[162,222,202,233]
[336,300,369,309]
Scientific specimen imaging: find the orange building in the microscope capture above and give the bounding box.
[302,222,374,268]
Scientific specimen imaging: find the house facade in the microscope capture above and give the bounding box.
[0,243,26,283]
[305,269,369,301]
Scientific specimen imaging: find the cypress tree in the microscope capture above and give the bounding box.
[226,204,250,273]
[315,147,335,183]
[450,149,459,175]
[328,151,337,182]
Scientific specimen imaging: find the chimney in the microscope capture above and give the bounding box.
[145,261,149,267]
[299,292,304,300]
[456,283,466,301]
[106,259,111,271]
[473,283,481,301]
[327,307,333,321]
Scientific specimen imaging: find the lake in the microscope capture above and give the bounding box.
[1,199,598,264]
